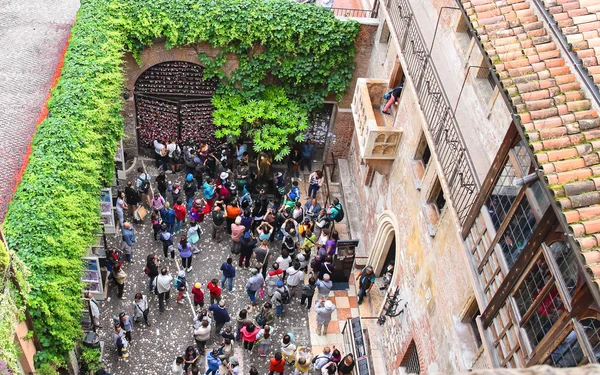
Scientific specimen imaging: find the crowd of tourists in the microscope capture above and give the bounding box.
[89,139,384,375]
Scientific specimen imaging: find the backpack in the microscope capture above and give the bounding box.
[139,174,150,193]
[144,266,150,275]
[334,204,344,222]
[289,186,300,201]
[172,147,182,161]
[280,288,291,304]
[174,276,183,289]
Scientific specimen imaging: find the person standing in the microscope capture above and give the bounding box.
[307,170,323,199]
[255,302,276,328]
[337,354,356,375]
[160,224,175,261]
[113,325,129,359]
[187,220,201,254]
[173,200,187,234]
[136,167,152,207]
[313,347,333,374]
[174,270,188,304]
[132,292,150,326]
[121,222,136,263]
[156,171,168,201]
[316,273,332,300]
[271,280,289,317]
[184,146,197,177]
[203,178,216,209]
[205,349,222,375]
[300,140,315,173]
[300,276,317,311]
[240,322,260,352]
[162,202,176,235]
[315,299,336,335]
[211,205,225,243]
[156,267,173,313]
[239,231,256,269]
[178,236,194,272]
[124,180,140,218]
[290,145,302,181]
[116,191,127,228]
[184,174,197,210]
[256,325,273,357]
[285,263,304,300]
[193,319,211,354]
[280,334,296,364]
[356,266,376,305]
[191,282,205,309]
[231,216,245,254]
[112,263,127,300]
[294,346,313,375]
[86,292,101,332]
[146,254,160,293]
[119,312,133,343]
[183,346,200,374]
[265,263,284,298]
[226,201,242,235]
[245,268,264,306]
[208,300,231,334]
[207,278,222,305]
[220,257,236,292]
[151,192,166,213]
[268,352,285,375]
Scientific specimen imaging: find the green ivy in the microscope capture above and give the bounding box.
[3,0,359,367]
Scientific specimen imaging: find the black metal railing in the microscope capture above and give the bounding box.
[330,7,374,18]
[386,0,480,225]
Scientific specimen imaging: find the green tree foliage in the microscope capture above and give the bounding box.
[3,0,359,368]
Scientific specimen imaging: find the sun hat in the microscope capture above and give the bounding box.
[325,300,334,310]
[220,172,229,180]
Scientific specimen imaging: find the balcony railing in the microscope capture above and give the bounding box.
[385,0,480,225]
[330,7,374,18]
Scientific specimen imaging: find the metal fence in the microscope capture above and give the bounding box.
[386,0,480,225]
[330,7,374,18]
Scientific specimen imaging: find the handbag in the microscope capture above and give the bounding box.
[259,285,265,298]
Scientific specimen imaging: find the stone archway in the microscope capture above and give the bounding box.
[133,61,219,154]
[367,210,400,276]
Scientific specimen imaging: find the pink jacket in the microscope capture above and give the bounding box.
[239,326,260,342]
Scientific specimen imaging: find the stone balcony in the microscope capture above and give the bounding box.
[351,78,402,175]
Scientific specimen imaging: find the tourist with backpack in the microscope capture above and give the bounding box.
[159,224,175,261]
[312,347,333,374]
[326,198,344,223]
[184,173,197,210]
[301,276,317,311]
[136,167,152,206]
[271,280,290,317]
[315,298,336,335]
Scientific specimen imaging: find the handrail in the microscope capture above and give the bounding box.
[385,0,481,225]
[330,7,374,18]
[530,0,600,108]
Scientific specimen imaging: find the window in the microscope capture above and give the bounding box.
[547,242,578,297]
[461,297,483,349]
[401,341,420,374]
[498,198,538,268]
[380,21,390,44]
[412,133,431,187]
[581,318,600,363]
[544,330,584,367]
[434,187,446,213]
[485,159,519,230]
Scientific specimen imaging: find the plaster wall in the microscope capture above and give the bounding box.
[348,77,482,372]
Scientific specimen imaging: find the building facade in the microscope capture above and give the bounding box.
[339,0,600,372]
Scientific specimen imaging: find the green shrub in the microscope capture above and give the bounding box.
[4,0,358,367]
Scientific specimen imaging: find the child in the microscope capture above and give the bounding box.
[191,282,204,309]
[174,270,187,304]
[256,325,273,357]
[281,334,296,364]
[269,352,285,375]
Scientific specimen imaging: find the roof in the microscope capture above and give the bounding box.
[462,0,600,288]
[540,0,600,89]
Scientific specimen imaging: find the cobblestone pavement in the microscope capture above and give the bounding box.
[97,162,313,375]
[0,0,79,220]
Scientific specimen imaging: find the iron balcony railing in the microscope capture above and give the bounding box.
[385,0,480,225]
[330,7,374,18]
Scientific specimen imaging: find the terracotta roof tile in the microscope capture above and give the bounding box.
[462,0,600,284]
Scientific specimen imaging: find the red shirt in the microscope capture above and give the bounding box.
[269,358,285,373]
[173,203,187,220]
[207,281,222,298]
[192,286,204,303]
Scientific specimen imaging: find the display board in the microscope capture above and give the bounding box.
[114,139,126,180]
[100,188,116,234]
[81,257,105,300]
[332,239,359,283]
[341,317,371,375]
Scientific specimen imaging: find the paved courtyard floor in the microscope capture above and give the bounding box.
[96,163,317,375]
[0,0,79,219]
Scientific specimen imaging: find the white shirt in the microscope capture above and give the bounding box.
[286,267,304,287]
[276,255,292,271]
[154,140,165,155]
[156,274,173,294]
[171,361,184,375]
[167,143,179,158]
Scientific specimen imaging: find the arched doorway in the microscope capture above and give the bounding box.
[134,61,220,154]
[368,211,399,277]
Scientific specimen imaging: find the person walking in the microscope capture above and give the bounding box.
[124,180,140,218]
[307,170,323,199]
[356,266,376,305]
[245,268,264,306]
[313,347,333,374]
[173,200,187,234]
[145,254,160,293]
[301,140,315,172]
[113,325,129,359]
[269,352,285,375]
[156,171,167,201]
[239,322,260,352]
[211,205,225,243]
[132,292,150,326]
[316,273,332,300]
[205,349,222,375]
[136,167,152,207]
[193,319,211,354]
[121,222,136,263]
[208,300,231,334]
[220,257,236,292]
[112,263,127,300]
[191,282,205,309]
[156,267,173,313]
[300,276,317,311]
[207,278,222,304]
[315,299,336,335]
[119,312,133,343]
[174,270,188,304]
[382,84,403,114]
[178,236,194,272]
[151,192,166,213]
[239,231,257,269]
[160,224,175,261]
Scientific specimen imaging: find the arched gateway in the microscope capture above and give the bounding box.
[134,61,219,153]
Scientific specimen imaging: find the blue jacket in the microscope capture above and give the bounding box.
[178,244,192,258]
[206,351,221,371]
[163,208,176,224]
[203,182,215,199]
[220,263,236,278]
[208,304,231,324]
[301,143,315,158]
[122,227,136,246]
